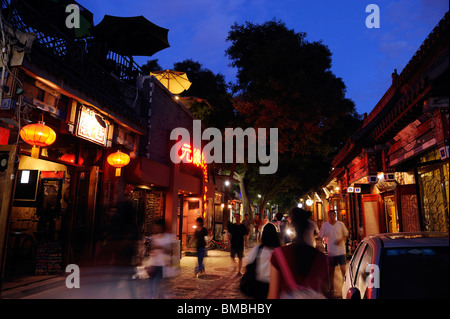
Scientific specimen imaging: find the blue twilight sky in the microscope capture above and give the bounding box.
[78,0,448,116]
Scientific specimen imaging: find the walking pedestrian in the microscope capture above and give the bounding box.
[318,210,349,297]
[145,219,174,298]
[192,217,208,277]
[242,213,251,248]
[244,222,281,299]
[303,211,320,248]
[228,214,248,276]
[268,207,329,299]
[254,214,262,244]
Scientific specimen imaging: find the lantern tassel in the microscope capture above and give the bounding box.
[115,167,121,177]
[31,146,40,159]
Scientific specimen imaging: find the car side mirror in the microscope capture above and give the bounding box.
[346,287,361,299]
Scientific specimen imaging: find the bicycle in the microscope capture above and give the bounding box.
[207,237,230,252]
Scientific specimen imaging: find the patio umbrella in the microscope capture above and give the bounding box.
[150,70,192,94]
[90,15,170,56]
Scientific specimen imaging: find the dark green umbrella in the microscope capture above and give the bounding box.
[90,15,170,57]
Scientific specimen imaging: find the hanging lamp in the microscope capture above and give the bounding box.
[107,150,130,176]
[60,153,84,165]
[20,122,56,159]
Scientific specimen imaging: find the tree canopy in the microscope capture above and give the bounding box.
[225,19,361,213]
[140,20,362,215]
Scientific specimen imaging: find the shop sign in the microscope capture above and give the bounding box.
[179,143,208,182]
[0,126,10,145]
[178,142,209,217]
[76,106,108,146]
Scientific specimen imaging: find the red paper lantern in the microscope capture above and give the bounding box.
[107,150,130,176]
[60,153,84,165]
[20,122,56,158]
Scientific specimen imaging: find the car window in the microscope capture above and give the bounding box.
[350,242,366,283]
[380,246,449,299]
[354,243,373,297]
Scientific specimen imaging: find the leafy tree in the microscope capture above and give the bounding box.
[140,59,162,74]
[173,59,237,130]
[225,19,361,213]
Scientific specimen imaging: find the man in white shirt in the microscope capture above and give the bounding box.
[318,210,348,295]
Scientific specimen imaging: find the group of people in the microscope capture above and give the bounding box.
[227,208,349,299]
[143,207,348,299]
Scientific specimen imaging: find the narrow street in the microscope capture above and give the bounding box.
[1,241,344,299]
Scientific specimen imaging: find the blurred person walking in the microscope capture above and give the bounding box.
[303,210,320,248]
[145,219,174,298]
[254,214,262,243]
[242,213,251,248]
[228,214,248,276]
[192,217,208,277]
[268,207,329,299]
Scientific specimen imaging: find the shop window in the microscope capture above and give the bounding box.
[418,162,449,232]
[14,170,39,201]
[395,171,415,185]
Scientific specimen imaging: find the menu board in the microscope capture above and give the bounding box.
[143,192,165,235]
[35,241,63,275]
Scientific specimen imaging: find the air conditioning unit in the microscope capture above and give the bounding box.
[1,99,17,110]
[369,175,378,183]
[439,146,449,160]
[385,173,396,181]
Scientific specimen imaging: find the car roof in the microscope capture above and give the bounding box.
[367,232,449,248]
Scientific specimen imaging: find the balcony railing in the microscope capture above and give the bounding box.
[1,0,143,93]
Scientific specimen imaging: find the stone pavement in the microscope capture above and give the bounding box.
[157,249,251,299]
[0,247,252,299]
[1,240,344,299]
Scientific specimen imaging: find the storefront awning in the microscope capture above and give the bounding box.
[124,157,170,188]
[124,157,210,196]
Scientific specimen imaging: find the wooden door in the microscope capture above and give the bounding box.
[361,194,381,237]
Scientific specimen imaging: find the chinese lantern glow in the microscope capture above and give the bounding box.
[60,153,84,165]
[107,150,130,176]
[20,122,56,159]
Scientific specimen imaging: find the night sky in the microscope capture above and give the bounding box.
[78,0,449,116]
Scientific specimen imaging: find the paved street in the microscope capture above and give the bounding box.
[1,248,250,299]
[1,241,344,299]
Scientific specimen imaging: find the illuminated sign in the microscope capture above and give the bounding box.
[76,106,108,146]
[179,143,208,181]
[177,143,209,217]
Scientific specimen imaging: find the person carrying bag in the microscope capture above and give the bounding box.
[240,245,264,298]
[240,223,281,299]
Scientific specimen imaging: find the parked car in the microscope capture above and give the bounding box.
[342,232,449,299]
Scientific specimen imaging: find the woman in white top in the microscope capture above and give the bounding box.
[244,222,281,299]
